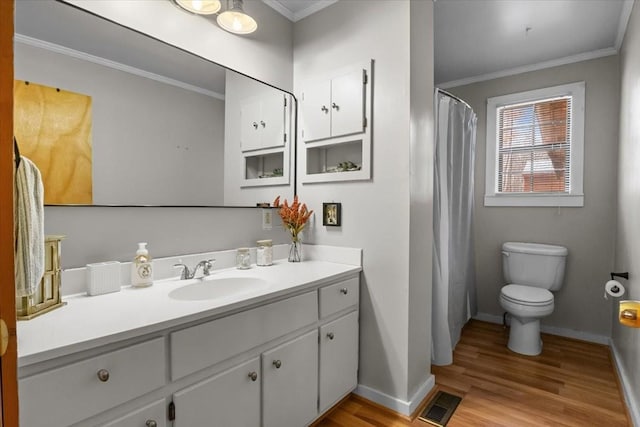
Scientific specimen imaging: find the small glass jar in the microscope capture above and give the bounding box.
[236,247,251,269]
[256,239,273,266]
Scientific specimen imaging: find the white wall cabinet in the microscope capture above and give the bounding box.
[19,276,359,427]
[300,60,373,184]
[240,93,287,152]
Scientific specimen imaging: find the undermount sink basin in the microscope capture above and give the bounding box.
[168,277,270,301]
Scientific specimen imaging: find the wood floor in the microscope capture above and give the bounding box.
[314,320,630,427]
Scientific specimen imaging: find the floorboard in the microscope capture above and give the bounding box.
[314,320,630,426]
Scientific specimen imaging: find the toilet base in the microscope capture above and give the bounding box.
[507,316,543,356]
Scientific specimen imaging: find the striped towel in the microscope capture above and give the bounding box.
[14,156,44,297]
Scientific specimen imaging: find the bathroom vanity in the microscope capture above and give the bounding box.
[17,255,361,427]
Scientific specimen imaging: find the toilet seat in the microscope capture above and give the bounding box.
[500,284,553,306]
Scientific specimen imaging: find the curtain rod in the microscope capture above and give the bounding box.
[436,88,473,111]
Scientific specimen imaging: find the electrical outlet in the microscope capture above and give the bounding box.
[262,209,273,230]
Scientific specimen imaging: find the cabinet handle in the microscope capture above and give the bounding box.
[327,332,335,340]
[146,421,157,427]
[340,288,348,295]
[260,120,266,128]
[248,371,258,381]
[321,105,329,113]
[97,369,110,382]
[332,102,339,110]
[252,122,258,129]
[273,359,282,369]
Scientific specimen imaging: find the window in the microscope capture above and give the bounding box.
[484,82,585,207]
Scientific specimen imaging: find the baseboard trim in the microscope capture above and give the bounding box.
[354,374,435,416]
[610,339,640,427]
[473,312,610,345]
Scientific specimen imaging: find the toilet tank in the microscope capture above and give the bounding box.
[502,242,568,291]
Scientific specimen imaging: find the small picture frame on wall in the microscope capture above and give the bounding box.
[323,203,341,226]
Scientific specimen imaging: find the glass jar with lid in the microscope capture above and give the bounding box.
[236,247,251,269]
[256,239,273,266]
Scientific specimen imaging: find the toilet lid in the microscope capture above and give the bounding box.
[501,284,553,306]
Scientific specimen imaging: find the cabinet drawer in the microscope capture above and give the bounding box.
[171,291,318,380]
[319,277,359,318]
[103,399,167,427]
[19,338,165,427]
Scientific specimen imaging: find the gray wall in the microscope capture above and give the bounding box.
[15,43,225,206]
[449,55,620,339]
[613,0,640,422]
[294,0,434,408]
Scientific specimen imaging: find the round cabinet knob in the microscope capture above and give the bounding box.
[340,288,348,295]
[146,421,157,427]
[327,332,335,340]
[96,369,110,382]
[252,122,258,129]
[321,105,329,113]
[248,371,258,381]
[332,102,339,110]
[273,359,282,369]
[260,120,266,128]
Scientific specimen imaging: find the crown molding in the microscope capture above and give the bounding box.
[615,0,635,50]
[263,0,337,22]
[437,47,618,89]
[14,34,225,100]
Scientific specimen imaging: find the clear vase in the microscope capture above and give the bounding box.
[288,240,302,262]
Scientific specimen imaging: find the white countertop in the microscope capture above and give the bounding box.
[17,259,361,368]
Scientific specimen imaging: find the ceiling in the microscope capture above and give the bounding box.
[264,0,634,89]
[435,0,635,87]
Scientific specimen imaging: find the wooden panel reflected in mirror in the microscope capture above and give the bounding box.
[14,80,92,204]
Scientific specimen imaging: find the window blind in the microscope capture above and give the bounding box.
[497,96,571,194]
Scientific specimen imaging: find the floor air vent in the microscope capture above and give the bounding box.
[418,391,462,426]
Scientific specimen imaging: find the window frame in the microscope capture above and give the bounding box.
[484,82,585,207]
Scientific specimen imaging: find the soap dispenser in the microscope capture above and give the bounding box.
[131,242,153,287]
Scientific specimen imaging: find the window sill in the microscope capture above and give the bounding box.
[484,193,584,207]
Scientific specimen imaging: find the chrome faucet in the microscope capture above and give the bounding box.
[173,259,216,280]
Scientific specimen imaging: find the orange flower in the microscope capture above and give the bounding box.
[274,195,313,241]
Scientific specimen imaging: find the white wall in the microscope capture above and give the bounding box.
[613,1,640,423]
[449,55,620,340]
[38,0,294,269]
[294,0,434,412]
[15,42,225,205]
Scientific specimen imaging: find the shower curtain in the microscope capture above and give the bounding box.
[432,89,478,366]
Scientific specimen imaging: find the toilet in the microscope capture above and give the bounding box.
[499,242,568,356]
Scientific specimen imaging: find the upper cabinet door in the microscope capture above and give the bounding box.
[240,98,263,152]
[302,79,331,142]
[260,93,286,150]
[330,69,365,138]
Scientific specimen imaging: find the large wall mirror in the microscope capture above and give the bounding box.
[14,0,295,207]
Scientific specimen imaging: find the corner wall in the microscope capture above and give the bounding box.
[449,55,620,341]
[293,0,434,413]
[613,1,640,424]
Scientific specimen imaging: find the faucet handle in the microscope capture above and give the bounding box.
[202,259,216,276]
[173,263,190,280]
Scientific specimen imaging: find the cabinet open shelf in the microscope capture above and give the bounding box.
[304,139,369,183]
[243,151,289,187]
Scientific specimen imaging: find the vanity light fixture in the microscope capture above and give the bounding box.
[216,0,257,35]
[173,0,222,15]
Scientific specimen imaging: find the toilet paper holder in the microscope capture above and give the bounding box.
[610,272,629,281]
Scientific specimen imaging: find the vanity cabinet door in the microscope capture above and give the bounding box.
[103,399,167,427]
[302,79,332,142]
[173,357,260,427]
[262,330,318,427]
[319,311,359,412]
